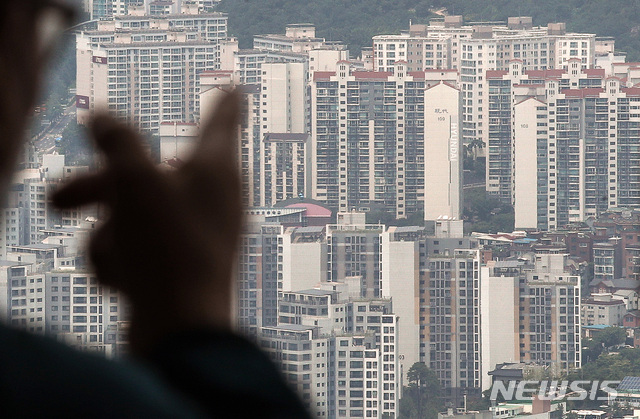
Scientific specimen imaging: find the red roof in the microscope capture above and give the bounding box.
[313,71,335,81]
[526,69,565,79]
[561,88,604,98]
[286,203,332,217]
[584,68,605,77]
[422,69,457,73]
[352,71,392,80]
[486,70,508,78]
[622,87,640,96]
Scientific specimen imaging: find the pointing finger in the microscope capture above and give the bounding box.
[52,173,112,208]
[187,90,240,171]
[91,114,154,171]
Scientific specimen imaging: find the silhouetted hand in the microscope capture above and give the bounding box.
[53,92,242,355]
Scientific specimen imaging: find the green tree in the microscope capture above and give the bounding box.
[399,362,443,419]
[463,188,514,233]
[216,0,640,62]
[597,327,627,349]
[570,348,640,383]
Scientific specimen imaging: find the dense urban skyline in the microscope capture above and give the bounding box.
[2,1,640,418]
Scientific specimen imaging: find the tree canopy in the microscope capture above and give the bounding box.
[217,0,640,60]
[399,362,444,419]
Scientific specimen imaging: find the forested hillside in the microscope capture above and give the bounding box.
[217,0,640,59]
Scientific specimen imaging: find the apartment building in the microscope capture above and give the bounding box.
[581,294,627,326]
[373,17,596,145]
[253,24,347,55]
[0,205,27,260]
[236,222,282,336]
[230,24,348,85]
[593,240,622,283]
[593,209,640,280]
[372,33,452,72]
[486,61,640,228]
[75,9,228,133]
[311,61,461,219]
[278,226,327,294]
[259,62,309,134]
[629,245,640,281]
[326,213,383,298]
[234,49,307,84]
[423,249,482,400]
[261,133,308,205]
[479,254,581,389]
[3,265,128,353]
[521,254,581,369]
[479,261,519,391]
[267,286,399,418]
[486,60,605,206]
[260,325,330,416]
[3,159,91,247]
[380,219,480,405]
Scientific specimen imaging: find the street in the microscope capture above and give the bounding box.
[34,103,76,154]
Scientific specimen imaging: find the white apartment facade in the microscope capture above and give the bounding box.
[75,11,228,133]
[311,61,461,219]
[498,62,640,229]
[278,226,327,294]
[374,18,596,145]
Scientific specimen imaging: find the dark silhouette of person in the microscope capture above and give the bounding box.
[0,2,310,417]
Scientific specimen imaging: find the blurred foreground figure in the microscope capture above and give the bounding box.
[0,2,309,417]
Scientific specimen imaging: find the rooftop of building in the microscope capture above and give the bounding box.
[291,226,325,234]
[590,278,640,289]
[617,376,640,392]
[289,289,334,296]
[254,33,325,43]
[313,69,458,81]
[110,12,227,21]
[99,40,216,48]
[582,298,625,306]
[263,133,308,142]
[263,324,317,332]
[0,260,29,267]
[9,243,61,250]
[274,198,332,218]
[84,28,193,36]
[41,227,86,234]
[494,260,527,268]
[236,49,307,58]
[582,324,612,330]
[244,207,306,216]
[393,226,425,234]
